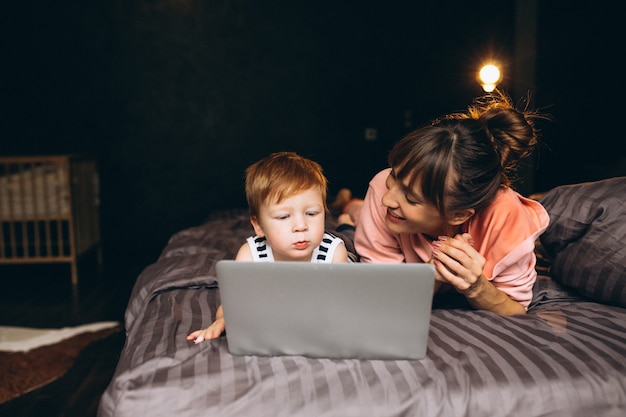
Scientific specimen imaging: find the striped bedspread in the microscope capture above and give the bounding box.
[98,211,626,417]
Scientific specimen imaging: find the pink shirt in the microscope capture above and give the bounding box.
[354,169,550,309]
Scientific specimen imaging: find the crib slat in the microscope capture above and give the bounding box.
[0,155,101,286]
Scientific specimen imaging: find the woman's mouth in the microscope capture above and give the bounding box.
[386,209,404,223]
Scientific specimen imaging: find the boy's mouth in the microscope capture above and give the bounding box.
[294,241,309,250]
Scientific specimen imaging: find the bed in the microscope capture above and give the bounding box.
[99,178,626,417]
[0,155,101,286]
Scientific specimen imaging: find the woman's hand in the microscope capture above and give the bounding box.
[429,233,526,315]
[430,233,484,292]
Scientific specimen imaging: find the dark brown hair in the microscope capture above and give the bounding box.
[388,90,544,220]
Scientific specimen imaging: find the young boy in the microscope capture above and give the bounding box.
[187,152,349,343]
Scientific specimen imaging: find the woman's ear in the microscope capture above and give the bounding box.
[448,209,475,226]
[250,216,265,237]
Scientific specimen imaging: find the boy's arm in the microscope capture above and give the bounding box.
[235,242,253,261]
[186,305,225,342]
[187,242,251,344]
[331,242,349,263]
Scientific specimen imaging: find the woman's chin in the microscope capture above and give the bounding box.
[385,217,406,234]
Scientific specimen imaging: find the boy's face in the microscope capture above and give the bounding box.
[250,187,326,262]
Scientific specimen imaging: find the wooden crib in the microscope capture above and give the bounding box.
[0,155,101,286]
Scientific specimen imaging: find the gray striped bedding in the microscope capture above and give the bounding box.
[98,209,626,417]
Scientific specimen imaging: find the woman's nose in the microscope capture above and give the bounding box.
[381,187,399,209]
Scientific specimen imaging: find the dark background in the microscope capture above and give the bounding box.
[2,0,624,268]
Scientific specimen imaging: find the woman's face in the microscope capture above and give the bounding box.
[380,169,447,238]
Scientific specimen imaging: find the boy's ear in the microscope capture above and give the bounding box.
[250,216,265,237]
[448,209,475,226]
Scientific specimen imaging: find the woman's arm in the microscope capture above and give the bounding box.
[461,276,526,315]
[431,234,526,315]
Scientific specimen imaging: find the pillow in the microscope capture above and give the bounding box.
[539,177,626,307]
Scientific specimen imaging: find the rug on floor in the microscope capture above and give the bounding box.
[0,322,121,404]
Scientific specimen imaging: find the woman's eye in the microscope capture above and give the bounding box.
[405,194,420,205]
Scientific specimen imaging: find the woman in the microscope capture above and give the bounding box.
[354,92,549,315]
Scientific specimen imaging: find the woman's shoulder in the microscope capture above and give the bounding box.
[475,187,549,233]
[494,188,548,221]
[369,168,391,188]
[472,188,549,280]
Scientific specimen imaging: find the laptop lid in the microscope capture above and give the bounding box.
[217,260,435,360]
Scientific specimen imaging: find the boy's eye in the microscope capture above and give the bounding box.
[306,211,320,217]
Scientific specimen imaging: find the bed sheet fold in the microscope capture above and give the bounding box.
[102,277,626,417]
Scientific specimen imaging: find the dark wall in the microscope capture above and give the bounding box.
[534,1,625,192]
[1,1,623,267]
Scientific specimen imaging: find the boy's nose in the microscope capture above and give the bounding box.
[292,216,308,232]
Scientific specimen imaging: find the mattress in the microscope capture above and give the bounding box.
[0,164,69,219]
[98,210,626,417]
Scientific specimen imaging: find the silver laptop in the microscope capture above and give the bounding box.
[216,260,435,360]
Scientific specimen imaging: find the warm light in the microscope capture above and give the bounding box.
[479,65,501,84]
[479,64,501,92]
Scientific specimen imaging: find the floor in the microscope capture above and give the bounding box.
[0,250,153,417]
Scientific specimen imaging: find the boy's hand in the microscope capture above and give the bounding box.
[186,318,225,343]
[186,305,225,343]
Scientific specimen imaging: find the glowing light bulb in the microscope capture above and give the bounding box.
[479,64,501,92]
